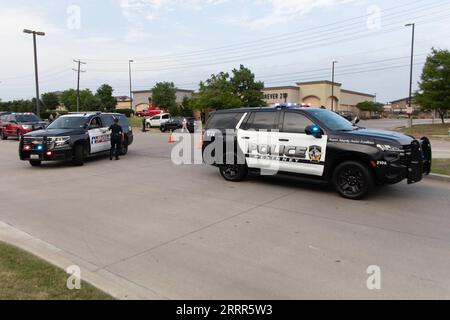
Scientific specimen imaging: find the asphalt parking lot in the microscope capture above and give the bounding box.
[0,130,450,299]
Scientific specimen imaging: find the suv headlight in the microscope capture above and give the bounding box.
[22,125,31,130]
[376,144,402,152]
[47,136,70,149]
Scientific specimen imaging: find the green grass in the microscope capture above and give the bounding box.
[128,115,145,129]
[0,241,113,300]
[431,159,450,176]
[400,123,449,137]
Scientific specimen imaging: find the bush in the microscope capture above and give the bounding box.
[115,109,134,117]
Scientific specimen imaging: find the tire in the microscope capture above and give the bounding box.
[29,160,41,167]
[146,123,151,129]
[17,130,21,139]
[120,138,128,156]
[160,126,166,133]
[72,144,85,166]
[219,164,248,182]
[1,130,7,140]
[332,161,374,200]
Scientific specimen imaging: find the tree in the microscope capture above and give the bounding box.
[96,84,116,112]
[415,48,450,124]
[192,72,242,111]
[41,92,60,110]
[230,65,265,107]
[151,82,177,114]
[178,96,194,117]
[356,101,384,114]
[60,89,77,111]
[61,89,98,112]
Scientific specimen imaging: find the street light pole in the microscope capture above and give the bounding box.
[23,29,45,117]
[406,23,415,128]
[129,60,134,110]
[331,61,338,111]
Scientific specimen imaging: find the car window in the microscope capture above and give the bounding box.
[117,115,129,129]
[101,115,114,127]
[282,112,313,134]
[305,108,355,132]
[16,114,40,122]
[205,112,245,130]
[245,111,278,131]
[162,114,170,119]
[89,117,102,128]
[47,116,87,129]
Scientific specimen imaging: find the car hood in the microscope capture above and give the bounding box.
[344,128,414,145]
[24,128,84,137]
[20,121,46,126]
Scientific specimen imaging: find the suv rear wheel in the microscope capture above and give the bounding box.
[120,138,128,156]
[332,161,374,199]
[73,144,85,166]
[219,164,248,182]
[1,130,7,140]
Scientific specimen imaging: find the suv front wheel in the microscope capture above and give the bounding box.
[332,161,374,200]
[219,164,248,182]
[72,144,85,166]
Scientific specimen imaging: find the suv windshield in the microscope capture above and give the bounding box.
[47,116,87,130]
[16,114,40,122]
[305,109,357,131]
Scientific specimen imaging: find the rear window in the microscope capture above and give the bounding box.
[117,115,129,129]
[243,111,278,131]
[101,115,114,127]
[205,112,245,130]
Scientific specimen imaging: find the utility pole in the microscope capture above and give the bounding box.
[331,61,338,111]
[405,23,415,128]
[73,60,86,112]
[129,60,134,110]
[23,29,45,117]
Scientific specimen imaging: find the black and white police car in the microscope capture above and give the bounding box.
[19,112,133,166]
[202,104,432,199]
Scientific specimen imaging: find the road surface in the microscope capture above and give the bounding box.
[0,132,449,299]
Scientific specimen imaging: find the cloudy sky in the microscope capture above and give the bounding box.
[0,0,449,103]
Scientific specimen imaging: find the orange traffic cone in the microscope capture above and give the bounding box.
[168,131,176,143]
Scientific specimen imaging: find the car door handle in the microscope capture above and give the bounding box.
[279,139,290,142]
[241,137,250,140]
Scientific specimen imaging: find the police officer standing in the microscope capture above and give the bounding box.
[108,118,123,160]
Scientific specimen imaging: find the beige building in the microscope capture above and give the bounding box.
[115,96,132,110]
[262,80,375,115]
[132,89,194,112]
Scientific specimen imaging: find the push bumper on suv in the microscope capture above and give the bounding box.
[375,137,432,185]
[19,136,73,161]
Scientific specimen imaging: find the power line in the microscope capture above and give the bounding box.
[82,0,432,63]
[86,7,450,73]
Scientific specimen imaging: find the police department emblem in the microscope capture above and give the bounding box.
[308,145,322,163]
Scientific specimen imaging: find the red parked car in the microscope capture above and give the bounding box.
[135,105,165,117]
[0,113,46,140]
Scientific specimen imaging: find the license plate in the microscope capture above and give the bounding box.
[30,154,40,160]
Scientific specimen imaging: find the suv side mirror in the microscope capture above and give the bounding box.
[305,125,324,138]
[352,117,360,125]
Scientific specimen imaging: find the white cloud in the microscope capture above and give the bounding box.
[227,0,355,29]
[119,0,228,21]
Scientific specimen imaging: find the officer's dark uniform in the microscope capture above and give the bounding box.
[109,121,123,160]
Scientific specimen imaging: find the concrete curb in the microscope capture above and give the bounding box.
[426,173,450,183]
[0,221,164,300]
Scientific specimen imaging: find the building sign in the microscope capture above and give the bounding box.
[264,93,288,100]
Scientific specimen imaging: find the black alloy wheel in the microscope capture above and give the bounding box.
[333,161,374,199]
